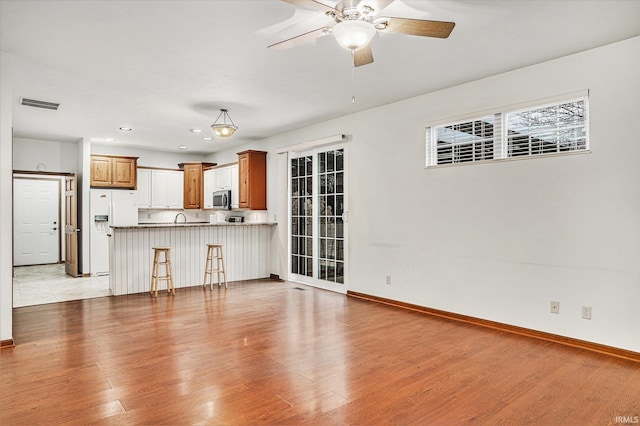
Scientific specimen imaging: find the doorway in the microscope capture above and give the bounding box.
[289,145,347,293]
[12,173,92,307]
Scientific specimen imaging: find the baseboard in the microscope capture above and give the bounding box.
[347,290,640,363]
[0,339,15,349]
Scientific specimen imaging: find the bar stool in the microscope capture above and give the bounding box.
[203,243,227,290]
[150,247,175,297]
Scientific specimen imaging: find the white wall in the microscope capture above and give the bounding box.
[13,137,78,172]
[77,139,91,274]
[0,51,13,343]
[210,37,640,353]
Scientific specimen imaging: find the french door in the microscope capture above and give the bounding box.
[289,145,347,293]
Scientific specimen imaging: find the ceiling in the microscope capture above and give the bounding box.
[1,0,639,154]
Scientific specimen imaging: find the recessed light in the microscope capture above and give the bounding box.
[178,145,188,150]
[119,126,132,131]
[191,129,202,133]
[203,137,212,141]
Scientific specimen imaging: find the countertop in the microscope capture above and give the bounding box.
[111,221,277,229]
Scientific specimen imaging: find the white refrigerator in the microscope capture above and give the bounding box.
[90,189,138,275]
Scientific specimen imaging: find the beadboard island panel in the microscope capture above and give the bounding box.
[109,223,274,295]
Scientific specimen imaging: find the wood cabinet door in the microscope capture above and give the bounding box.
[237,150,267,210]
[90,156,112,188]
[111,157,136,188]
[238,153,249,208]
[183,164,202,209]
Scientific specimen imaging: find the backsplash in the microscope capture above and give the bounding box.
[138,209,268,224]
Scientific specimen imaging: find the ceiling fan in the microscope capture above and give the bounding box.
[268,0,455,67]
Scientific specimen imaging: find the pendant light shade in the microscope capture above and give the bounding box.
[211,109,237,138]
[332,20,376,52]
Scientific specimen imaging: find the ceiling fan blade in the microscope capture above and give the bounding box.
[268,27,331,50]
[280,0,343,18]
[354,44,374,67]
[377,17,455,38]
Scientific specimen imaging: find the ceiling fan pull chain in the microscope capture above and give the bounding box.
[351,52,356,104]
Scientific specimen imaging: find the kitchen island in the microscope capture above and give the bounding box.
[109,222,276,296]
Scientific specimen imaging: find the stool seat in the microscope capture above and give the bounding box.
[150,247,175,297]
[203,243,227,290]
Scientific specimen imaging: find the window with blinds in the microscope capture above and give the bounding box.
[426,96,588,167]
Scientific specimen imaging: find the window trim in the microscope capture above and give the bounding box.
[425,91,590,169]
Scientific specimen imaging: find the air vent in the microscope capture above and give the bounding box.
[20,98,60,110]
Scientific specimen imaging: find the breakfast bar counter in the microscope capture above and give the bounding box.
[109,222,276,296]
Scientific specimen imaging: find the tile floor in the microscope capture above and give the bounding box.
[12,264,111,308]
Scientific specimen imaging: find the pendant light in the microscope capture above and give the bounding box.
[211,109,237,138]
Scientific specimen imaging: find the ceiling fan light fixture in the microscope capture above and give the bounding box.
[210,109,237,138]
[332,20,376,52]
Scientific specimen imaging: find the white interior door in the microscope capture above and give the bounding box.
[289,145,347,293]
[13,178,60,266]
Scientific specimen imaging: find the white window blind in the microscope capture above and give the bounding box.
[506,98,587,158]
[426,96,588,168]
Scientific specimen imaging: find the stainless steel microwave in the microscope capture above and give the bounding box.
[212,190,231,210]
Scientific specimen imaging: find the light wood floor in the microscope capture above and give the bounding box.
[1,280,638,425]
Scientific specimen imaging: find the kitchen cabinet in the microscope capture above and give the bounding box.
[203,163,239,209]
[230,164,239,208]
[214,167,232,191]
[136,168,152,208]
[151,170,183,209]
[237,150,267,210]
[179,162,216,210]
[90,155,138,189]
[203,168,215,209]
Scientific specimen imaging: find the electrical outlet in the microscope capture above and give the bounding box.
[146,213,151,219]
[550,301,560,314]
[385,275,391,285]
[582,306,592,320]
[195,212,199,218]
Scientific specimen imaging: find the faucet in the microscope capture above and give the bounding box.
[174,213,187,224]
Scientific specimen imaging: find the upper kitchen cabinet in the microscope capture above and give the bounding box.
[136,168,152,208]
[178,162,216,210]
[203,163,239,209]
[230,164,239,209]
[90,154,138,189]
[203,168,215,209]
[237,150,267,210]
[151,169,183,209]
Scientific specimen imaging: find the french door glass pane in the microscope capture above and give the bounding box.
[318,148,345,285]
[291,156,313,277]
